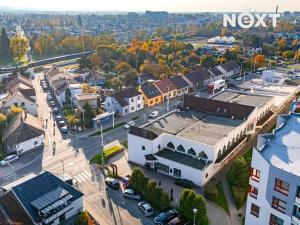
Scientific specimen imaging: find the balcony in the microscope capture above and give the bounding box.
[292,215,300,225]
[42,204,73,224]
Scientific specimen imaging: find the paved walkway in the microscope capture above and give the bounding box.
[222,178,242,225]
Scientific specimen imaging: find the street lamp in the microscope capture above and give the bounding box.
[193,208,198,225]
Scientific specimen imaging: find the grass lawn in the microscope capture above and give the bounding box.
[121,140,128,148]
[215,182,230,214]
[90,145,124,164]
[91,122,126,136]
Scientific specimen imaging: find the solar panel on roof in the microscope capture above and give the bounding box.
[31,187,69,210]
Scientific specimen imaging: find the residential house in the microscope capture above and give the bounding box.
[104,88,144,116]
[1,89,37,116]
[83,69,106,87]
[216,61,241,78]
[139,84,163,107]
[73,93,98,110]
[170,76,189,96]
[138,73,157,85]
[183,68,212,90]
[208,67,225,81]
[154,78,177,101]
[2,111,44,155]
[0,171,83,225]
[68,83,82,99]
[243,45,262,56]
[52,79,77,106]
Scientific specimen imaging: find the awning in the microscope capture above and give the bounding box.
[145,154,158,161]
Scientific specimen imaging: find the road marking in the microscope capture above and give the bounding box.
[82,171,92,177]
[74,175,84,183]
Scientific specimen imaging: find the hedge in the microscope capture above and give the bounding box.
[89,145,124,164]
[232,186,246,209]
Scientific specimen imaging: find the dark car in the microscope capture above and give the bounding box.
[60,126,68,134]
[105,177,120,190]
[154,209,178,224]
[53,107,59,114]
[174,179,194,189]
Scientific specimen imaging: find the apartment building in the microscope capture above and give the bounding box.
[245,112,300,225]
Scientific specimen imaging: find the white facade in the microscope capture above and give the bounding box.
[262,70,286,86]
[15,134,44,155]
[104,94,144,116]
[54,91,66,107]
[2,94,37,116]
[245,113,300,225]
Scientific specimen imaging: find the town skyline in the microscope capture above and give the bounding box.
[0,0,300,12]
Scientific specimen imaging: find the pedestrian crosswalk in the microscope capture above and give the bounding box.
[72,170,92,184]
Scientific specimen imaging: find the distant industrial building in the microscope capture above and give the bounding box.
[145,11,168,21]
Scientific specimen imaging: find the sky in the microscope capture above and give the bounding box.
[0,0,300,12]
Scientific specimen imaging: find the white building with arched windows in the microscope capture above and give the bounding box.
[128,93,275,187]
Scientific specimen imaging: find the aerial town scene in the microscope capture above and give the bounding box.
[0,0,300,225]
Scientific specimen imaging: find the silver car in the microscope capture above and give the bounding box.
[0,154,19,166]
[122,189,141,200]
[138,201,154,217]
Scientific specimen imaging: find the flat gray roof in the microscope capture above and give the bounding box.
[155,148,210,170]
[212,90,273,107]
[261,114,300,176]
[145,110,243,146]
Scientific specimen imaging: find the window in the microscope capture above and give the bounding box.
[131,98,134,102]
[155,162,169,174]
[125,109,128,113]
[187,148,196,156]
[251,168,261,182]
[269,214,283,225]
[250,204,260,217]
[149,100,153,105]
[173,91,176,96]
[173,168,181,178]
[142,146,146,151]
[137,96,140,100]
[293,205,300,219]
[21,102,25,106]
[34,141,38,145]
[137,104,141,108]
[272,197,286,213]
[167,142,175,150]
[131,107,134,111]
[176,145,185,153]
[274,178,289,195]
[297,186,300,198]
[198,151,208,160]
[155,98,159,103]
[249,185,258,199]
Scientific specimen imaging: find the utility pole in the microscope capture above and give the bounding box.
[100,124,104,167]
[166,87,170,111]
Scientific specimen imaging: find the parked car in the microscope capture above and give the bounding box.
[0,154,19,166]
[42,85,48,90]
[53,107,59,114]
[120,175,131,188]
[235,77,242,81]
[55,115,63,121]
[138,201,154,217]
[58,120,65,127]
[174,179,194,189]
[60,126,68,134]
[50,101,55,107]
[105,177,120,190]
[47,95,53,101]
[122,189,141,200]
[124,121,135,129]
[154,209,178,225]
[168,216,189,225]
[149,111,159,118]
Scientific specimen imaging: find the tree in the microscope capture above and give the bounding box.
[1,28,11,57]
[116,61,131,74]
[130,167,144,191]
[282,50,295,59]
[81,102,96,127]
[145,180,157,203]
[227,156,249,188]
[252,54,266,68]
[157,191,170,211]
[74,211,89,225]
[10,105,23,114]
[78,57,93,70]
[123,69,138,86]
[200,55,216,68]
[10,37,29,63]
[65,88,72,104]
[109,77,124,91]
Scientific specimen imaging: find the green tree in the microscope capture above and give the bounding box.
[1,28,11,58]
[179,189,190,215]
[65,88,72,104]
[157,191,171,211]
[81,102,96,127]
[200,54,216,68]
[130,167,144,191]
[145,180,157,203]
[282,50,295,59]
[116,61,131,74]
[227,156,249,188]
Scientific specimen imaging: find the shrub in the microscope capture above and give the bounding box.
[232,186,246,209]
[204,185,218,202]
